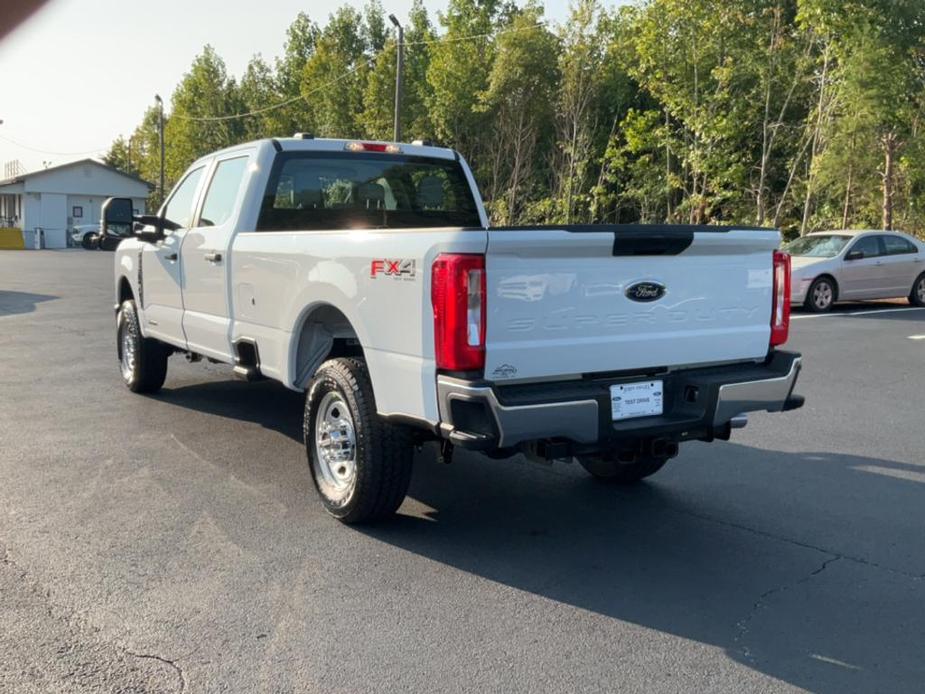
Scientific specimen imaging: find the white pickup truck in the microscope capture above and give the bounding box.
[103,135,803,523]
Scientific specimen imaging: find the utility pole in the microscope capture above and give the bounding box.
[154,94,165,202]
[388,14,404,142]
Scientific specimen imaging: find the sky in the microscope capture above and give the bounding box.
[0,0,620,175]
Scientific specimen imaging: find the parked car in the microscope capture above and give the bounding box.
[101,136,803,524]
[785,230,925,312]
[71,224,100,248]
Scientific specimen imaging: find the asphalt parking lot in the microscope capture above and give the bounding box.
[1,249,924,694]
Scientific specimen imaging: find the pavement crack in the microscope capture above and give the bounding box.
[661,504,923,581]
[734,554,841,662]
[125,650,187,693]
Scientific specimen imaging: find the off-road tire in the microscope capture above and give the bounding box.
[805,276,836,313]
[116,299,168,393]
[909,273,925,307]
[304,357,413,524]
[577,455,668,485]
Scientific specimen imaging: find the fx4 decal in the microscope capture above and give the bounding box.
[370,259,416,280]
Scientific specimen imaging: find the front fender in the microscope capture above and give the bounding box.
[114,240,144,318]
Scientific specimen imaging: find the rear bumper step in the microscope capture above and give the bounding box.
[437,351,803,452]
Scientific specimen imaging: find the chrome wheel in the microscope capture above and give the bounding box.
[812,280,834,311]
[119,317,136,382]
[916,277,925,304]
[313,391,357,500]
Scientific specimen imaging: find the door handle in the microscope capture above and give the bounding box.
[204,252,222,263]
[164,252,178,261]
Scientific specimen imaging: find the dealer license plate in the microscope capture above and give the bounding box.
[610,380,664,421]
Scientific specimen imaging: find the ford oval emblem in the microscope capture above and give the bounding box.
[625,281,666,302]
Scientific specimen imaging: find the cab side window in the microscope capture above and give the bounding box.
[198,157,249,228]
[849,236,882,258]
[162,167,205,229]
[882,235,917,255]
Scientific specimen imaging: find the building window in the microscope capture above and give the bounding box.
[72,206,83,218]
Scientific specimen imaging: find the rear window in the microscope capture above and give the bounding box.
[785,234,850,258]
[256,152,482,231]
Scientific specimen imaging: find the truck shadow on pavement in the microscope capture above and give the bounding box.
[0,290,57,317]
[366,446,925,694]
[154,377,924,693]
[157,378,305,441]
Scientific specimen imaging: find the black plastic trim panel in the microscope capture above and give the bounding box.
[487,224,773,256]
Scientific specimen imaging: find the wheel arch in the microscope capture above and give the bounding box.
[117,275,134,304]
[910,271,925,305]
[290,303,365,390]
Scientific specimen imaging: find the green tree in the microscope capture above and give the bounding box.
[105,106,166,206]
[427,0,500,164]
[164,46,244,182]
[480,6,558,223]
[362,0,436,141]
[104,136,141,179]
[301,6,370,137]
[238,54,277,140]
[551,0,608,223]
[271,12,320,136]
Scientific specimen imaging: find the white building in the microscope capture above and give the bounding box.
[0,159,151,248]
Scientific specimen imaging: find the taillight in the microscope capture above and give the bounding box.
[432,254,486,372]
[771,250,791,347]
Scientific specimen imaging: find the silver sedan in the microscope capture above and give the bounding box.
[785,230,925,312]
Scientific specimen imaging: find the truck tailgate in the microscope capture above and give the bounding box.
[484,226,780,382]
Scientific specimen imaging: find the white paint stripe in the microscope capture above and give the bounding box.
[848,306,925,316]
[855,464,925,484]
[792,306,925,320]
[809,654,862,671]
[908,335,925,340]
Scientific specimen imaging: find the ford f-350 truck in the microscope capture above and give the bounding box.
[102,135,803,523]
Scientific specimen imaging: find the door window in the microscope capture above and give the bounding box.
[848,236,883,258]
[882,235,918,255]
[198,156,249,228]
[162,167,205,229]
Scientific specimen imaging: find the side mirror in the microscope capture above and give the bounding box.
[845,249,864,261]
[101,197,181,245]
[101,197,134,233]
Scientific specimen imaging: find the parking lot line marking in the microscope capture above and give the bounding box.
[855,464,925,484]
[809,654,862,671]
[848,306,925,316]
[792,307,925,320]
[909,335,925,340]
